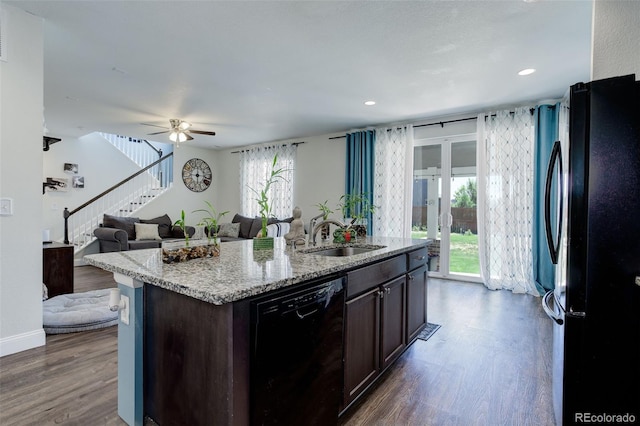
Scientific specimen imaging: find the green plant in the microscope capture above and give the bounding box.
[193,201,229,244]
[338,192,376,227]
[315,200,334,220]
[249,154,290,238]
[452,179,477,208]
[173,210,190,247]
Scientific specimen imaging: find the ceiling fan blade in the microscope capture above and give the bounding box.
[189,130,216,136]
[141,123,169,129]
[185,134,194,141]
[147,130,169,135]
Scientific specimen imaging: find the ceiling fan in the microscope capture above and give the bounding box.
[143,119,216,144]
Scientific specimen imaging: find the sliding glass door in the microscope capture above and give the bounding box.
[412,135,480,281]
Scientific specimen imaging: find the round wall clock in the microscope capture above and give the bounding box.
[182,158,212,192]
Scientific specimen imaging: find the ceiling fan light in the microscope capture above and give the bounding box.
[178,132,187,143]
[169,131,178,142]
[178,121,191,131]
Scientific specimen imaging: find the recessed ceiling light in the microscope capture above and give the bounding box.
[518,68,536,76]
[364,100,376,106]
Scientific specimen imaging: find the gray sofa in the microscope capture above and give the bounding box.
[94,213,195,253]
[213,213,294,242]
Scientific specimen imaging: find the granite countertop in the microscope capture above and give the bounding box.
[84,236,430,305]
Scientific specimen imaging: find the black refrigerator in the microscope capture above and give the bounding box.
[543,74,640,425]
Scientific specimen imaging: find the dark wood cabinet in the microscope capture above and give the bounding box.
[141,245,430,424]
[406,264,428,343]
[343,254,409,410]
[43,242,74,298]
[381,276,406,369]
[342,250,429,412]
[343,287,380,407]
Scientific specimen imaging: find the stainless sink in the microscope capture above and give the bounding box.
[306,246,384,257]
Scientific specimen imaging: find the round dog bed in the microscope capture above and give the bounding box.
[43,289,119,334]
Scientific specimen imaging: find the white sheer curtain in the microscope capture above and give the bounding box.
[477,108,538,295]
[373,125,414,238]
[239,144,296,218]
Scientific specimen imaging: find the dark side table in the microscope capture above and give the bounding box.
[43,242,74,298]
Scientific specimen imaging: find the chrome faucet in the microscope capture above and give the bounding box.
[308,213,324,242]
[312,219,346,246]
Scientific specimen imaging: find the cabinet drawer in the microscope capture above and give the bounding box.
[347,255,406,298]
[407,247,428,271]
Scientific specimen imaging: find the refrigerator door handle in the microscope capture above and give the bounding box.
[544,140,564,265]
[542,290,564,325]
[567,307,586,318]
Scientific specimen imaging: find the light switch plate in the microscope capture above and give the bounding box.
[635,277,640,287]
[0,198,13,216]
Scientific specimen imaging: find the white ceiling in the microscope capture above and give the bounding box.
[8,0,593,150]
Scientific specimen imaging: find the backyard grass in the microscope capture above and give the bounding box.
[411,231,480,275]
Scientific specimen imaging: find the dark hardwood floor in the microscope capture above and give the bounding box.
[0,267,554,425]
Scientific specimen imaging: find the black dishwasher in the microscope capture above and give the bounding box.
[250,277,345,426]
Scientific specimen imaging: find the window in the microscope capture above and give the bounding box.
[239,144,296,218]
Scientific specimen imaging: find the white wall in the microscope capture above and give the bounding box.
[43,134,221,249]
[42,133,141,242]
[213,116,478,229]
[592,0,640,80]
[0,4,45,356]
[134,145,220,226]
[215,133,346,227]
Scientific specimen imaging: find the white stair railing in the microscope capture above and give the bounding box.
[99,133,161,168]
[99,132,174,188]
[63,153,173,252]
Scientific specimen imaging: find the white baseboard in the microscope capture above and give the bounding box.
[0,328,46,357]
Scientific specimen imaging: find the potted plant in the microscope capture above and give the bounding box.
[336,192,376,241]
[315,200,334,241]
[163,210,221,263]
[249,154,289,250]
[163,210,193,263]
[193,201,228,257]
[193,201,229,243]
[173,210,191,247]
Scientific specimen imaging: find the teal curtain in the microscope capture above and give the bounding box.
[533,103,560,294]
[345,130,375,235]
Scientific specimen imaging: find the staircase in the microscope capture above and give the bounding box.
[63,134,174,253]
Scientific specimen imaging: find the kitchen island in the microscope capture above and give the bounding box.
[85,236,430,426]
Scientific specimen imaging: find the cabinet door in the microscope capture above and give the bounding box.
[43,244,74,298]
[343,287,380,408]
[406,265,428,343]
[380,276,406,369]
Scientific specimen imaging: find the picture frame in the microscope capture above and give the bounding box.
[72,176,85,188]
[64,163,78,174]
[44,177,69,192]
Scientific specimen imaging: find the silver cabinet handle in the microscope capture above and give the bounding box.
[377,290,384,299]
[414,255,426,261]
[385,287,391,295]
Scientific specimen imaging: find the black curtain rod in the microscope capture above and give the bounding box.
[231,141,304,154]
[328,116,477,140]
[329,108,536,140]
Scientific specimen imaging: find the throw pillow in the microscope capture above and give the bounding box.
[248,218,264,239]
[267,222,291,237]
[217,222,240,238]
[103,214,139,240]
[134,223,162,241]
[232,214,256,239]
[140,214,172,238]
